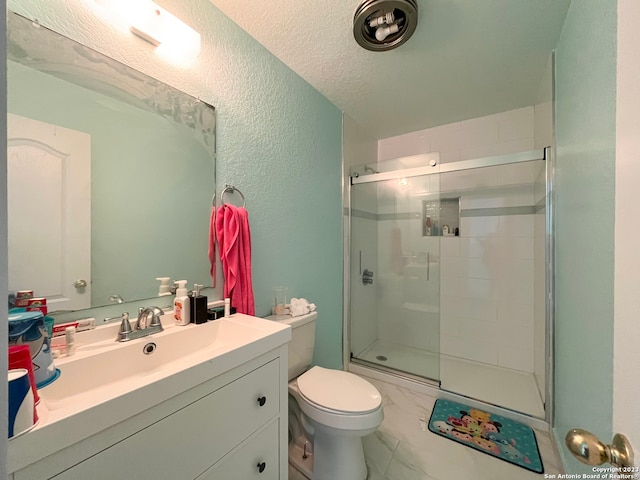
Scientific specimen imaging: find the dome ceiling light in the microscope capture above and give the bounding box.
[353,0,419,52]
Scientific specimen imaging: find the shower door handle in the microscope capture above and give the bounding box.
[427,252,430,281]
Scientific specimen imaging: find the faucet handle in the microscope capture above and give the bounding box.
[149,307,165,328]
[117,313,132,341]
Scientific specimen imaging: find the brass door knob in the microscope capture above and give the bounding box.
[565,429,634,468]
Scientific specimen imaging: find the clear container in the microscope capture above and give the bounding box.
[272,287,288,315]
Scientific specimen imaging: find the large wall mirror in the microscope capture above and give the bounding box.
[7,11,216,315]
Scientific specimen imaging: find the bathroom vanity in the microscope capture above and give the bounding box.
[7,314,290,480]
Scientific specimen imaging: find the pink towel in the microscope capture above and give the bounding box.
[208,207,216,287]
[215,204,255,315]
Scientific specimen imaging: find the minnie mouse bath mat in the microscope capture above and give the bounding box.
[428,399,543,473]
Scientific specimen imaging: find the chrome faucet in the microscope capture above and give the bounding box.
[116,307,165,342]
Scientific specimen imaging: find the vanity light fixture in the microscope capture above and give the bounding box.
[94,0,200,55]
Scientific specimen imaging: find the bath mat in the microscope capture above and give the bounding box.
[428,399,543,473]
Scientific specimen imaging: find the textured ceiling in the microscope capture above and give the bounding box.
[209,0,571,139]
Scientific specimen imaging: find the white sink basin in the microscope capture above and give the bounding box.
[43,316,268,405]
[8,312,290,474]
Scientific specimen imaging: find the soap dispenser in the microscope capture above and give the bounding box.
[156,277,171,296]
[190,284,208,324]
[173,280,190,326]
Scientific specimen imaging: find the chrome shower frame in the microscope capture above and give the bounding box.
[343,147,556,429]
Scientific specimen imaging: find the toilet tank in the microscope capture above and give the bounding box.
[266,311,316,381]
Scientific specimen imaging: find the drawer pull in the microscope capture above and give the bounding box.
[257,461,266,473]
[257,396,267,407]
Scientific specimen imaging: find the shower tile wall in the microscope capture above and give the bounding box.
[378,107,535,164]
[376,107,543,374]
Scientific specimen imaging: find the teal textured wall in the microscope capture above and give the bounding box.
[9,0,344,368]
[554,0,617,473]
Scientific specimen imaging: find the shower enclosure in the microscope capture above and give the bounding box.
[346,148,552,420]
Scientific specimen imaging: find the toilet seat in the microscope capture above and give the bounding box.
[297,366,382,414]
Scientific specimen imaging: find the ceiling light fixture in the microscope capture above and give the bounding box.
[353,0,419,52]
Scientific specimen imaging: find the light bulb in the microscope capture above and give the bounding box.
[368,11,395,28]
[375,23,400,42]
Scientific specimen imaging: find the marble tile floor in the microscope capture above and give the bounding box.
[361,376,564,480]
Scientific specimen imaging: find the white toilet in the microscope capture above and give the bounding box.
[267,311,383,480]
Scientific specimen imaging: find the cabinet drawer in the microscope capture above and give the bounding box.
[52,359,280,480]
[197,420,279,480]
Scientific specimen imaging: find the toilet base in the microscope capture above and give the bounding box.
[311,427,368,480]
[289,437,313,479]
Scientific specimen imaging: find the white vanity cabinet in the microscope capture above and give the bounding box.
[12,346,288,480]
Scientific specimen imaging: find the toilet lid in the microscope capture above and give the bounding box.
[297,366,382,414]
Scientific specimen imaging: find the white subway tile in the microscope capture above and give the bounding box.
[497,107,534,142]
[440,276,460,296]
[497,302,535,328]
[440,237,461,257]
[459,278,501,300]
[459,115,500,150]
[460,216,501,238]
[440,336,465,358]
[497,326,534,372]
[440,294,462,317]
[440,314,460,339]
[457,297,498,321]
[378,130,431,161]
[459,138,535,162]
[499,214,534,237]
[429,122,462,152]
[438,150,462,164]
[440,257,467,277]
[508,237,535,259]
[458,185,534,209]
[460,237,489,258]
[441,166,499,191]
[464,339,499,366]
[496,162,536,185]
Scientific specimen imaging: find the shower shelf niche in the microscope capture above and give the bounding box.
[422,198,460,237]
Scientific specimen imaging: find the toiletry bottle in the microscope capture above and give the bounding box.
[224,298,231,318]
[190,284,208,324]
[156,277,171,296]
[173,280,190,326]
[425,216,432,236]
[65,326,76,356]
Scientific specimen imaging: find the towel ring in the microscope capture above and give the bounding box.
[220,185,246,208]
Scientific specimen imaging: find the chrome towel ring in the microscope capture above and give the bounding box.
[220,184,246,208]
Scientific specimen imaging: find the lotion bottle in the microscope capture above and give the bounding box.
[173,280,190,326]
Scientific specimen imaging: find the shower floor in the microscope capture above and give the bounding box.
[356,340,544,418]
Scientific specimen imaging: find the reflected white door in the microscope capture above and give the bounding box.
[7,113,91,310]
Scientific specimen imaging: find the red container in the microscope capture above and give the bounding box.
[8,345,40,407]
[14,290,35,307]
[26,297,48,315]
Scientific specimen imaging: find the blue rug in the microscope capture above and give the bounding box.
[428,399,543,473]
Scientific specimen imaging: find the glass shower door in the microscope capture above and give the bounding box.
[349,163,443,383]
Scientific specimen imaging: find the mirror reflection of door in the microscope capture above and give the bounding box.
[7,113,91,310]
